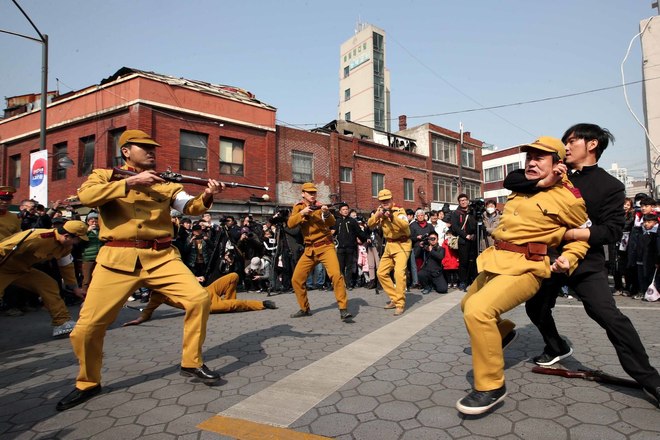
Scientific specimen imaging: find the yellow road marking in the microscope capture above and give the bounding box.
[198,415,331,439]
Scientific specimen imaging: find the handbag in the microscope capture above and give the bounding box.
[448,214,469,250]
[644,269,660,302]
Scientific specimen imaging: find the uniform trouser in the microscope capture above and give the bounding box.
[462,271,542,391]
[337,247,356,287]
[418,268,448,293]
[378,243,411,308]
[206,272,264,312]
[525,269,660,389]
[0,268,71,326]
[81,261,96,291]
[70,259,210,390]
[291,243,347,311]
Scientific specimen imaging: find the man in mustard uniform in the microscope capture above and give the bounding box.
[367,189,411,316]
[287,182,352,321]
[0,186,20,240]
[57,129,224,411]
[456,137,590,415]
[0,220,87,336]
[122,273,278,326]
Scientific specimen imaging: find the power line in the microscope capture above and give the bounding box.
[288,76,658,127]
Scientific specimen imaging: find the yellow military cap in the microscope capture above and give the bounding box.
[301,182,318,192]
[0,186,16,196]
[520,136,566,161]
[62,220,89,241]
[378,189,393,201]
[118,129,161,148]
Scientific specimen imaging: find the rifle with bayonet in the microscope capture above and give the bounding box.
[111,167,269,191]
[532,366,641,388]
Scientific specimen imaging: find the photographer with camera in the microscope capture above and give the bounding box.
[410,209,435,289]
[335,203,367,290]
[415,231,448,294]
[451,194,478,291]
[184,223,213,277]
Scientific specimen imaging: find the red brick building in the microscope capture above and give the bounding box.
[0,67,277,216]
[1,68,486,219]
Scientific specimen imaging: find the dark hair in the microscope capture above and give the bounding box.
[561,123,614,160]
[428,230,438,237]
[640,197,656,206]
[485,199,496,207]
[338,203,349,209]
[405,209,415,216]
[642,213,658,222]
[457,193,468,201]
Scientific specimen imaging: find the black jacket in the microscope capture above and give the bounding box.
[415,244,445,273]
[504,165,624,276]
[334,215,366,249]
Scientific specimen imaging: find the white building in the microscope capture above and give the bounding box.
[338,23,391,132]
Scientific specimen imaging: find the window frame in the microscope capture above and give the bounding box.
[219,137,245,176]
[292,151,313,183]
[179,130,208,172]
[340,167,352,183]
[403,178,414,202]
[371,173,384,197]
[79,135,95,177]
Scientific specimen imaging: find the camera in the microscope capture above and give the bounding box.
[469,198,485,217]
[420,233,432,247]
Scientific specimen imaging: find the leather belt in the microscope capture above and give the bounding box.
[308,238,333,248]
[104,238,172,251]
[388,236,410,243]
[494,240,547,262]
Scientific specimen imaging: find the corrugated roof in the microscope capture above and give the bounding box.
[100,67,276,110]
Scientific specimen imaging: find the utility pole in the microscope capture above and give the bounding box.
[2,0,49,150]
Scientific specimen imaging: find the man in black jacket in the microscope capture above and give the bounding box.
[504,123,660,408]
[451,194,478,291]
[334,203,365,289]
[415,231,448,294]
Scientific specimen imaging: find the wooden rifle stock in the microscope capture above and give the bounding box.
[532,366,641,388]
[111,167,269,191]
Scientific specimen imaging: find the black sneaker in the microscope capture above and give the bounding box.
[340,309,353,321]
[643,386,660,408]
[262,300,278,309]
[532,347,574,366]
[290,309,312,318]
[456,385,507,415]
[502,330,518,350]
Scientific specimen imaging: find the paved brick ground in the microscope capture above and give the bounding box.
[1,286,659,439]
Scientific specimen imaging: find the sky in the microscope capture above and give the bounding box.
[0,0,656,178]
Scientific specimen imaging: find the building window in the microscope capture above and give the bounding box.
[220,137,244,176]
[461,147,475,169]
[497,195,508,204]
[403,179,414,201]
[9,155,20,188]
[109,128,125,167]
[431,137,457,164]
[79,135,95,176]
[505,162,521,175]
[344,66,349,78]
[432,176,459,203]
[179,130,208,172]
[464,182,481,200]
[371,173,384,197]
[53,142,68,181]
[484,166,504,183]
[340,167,352,183]
[344,88,351,101]
[345,112,351,122]
[292,151,313,183]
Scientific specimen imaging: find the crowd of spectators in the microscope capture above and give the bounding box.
[3,189,657,322]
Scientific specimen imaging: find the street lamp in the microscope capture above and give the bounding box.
[50,152,74,169]
[0,0,48,151]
